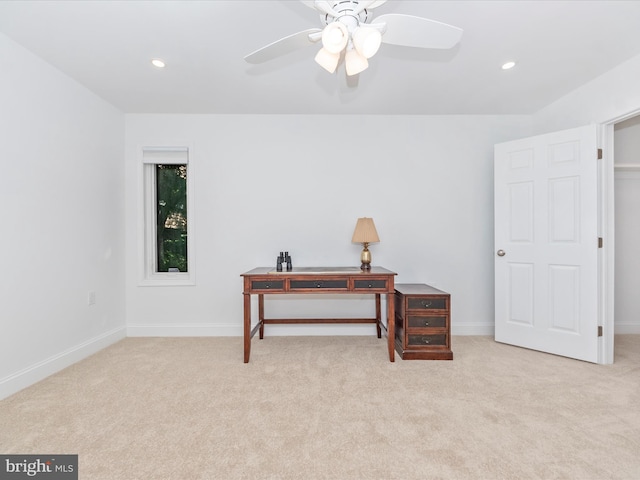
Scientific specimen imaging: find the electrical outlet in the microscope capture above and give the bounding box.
[88,291,96,306]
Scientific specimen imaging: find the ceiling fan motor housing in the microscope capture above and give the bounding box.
[320,1,371,30]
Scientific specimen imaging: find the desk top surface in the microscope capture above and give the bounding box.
[241,266,397,276]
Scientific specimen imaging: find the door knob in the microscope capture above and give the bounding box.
[497,249,506,257]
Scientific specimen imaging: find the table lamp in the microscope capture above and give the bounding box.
[352,217,380,270]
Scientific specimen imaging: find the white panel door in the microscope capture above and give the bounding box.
[494,125,600,362]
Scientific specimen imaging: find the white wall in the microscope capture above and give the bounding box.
[125,114,531,341]
[614,116,640,332]
[532,53,640,133]
[0,33,126,399]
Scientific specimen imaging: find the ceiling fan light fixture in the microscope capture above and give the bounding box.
[245,1,465,82]
[315,47,341,73]
[321,22,349,54]
[345,48,368,76]
[352,26,382,58]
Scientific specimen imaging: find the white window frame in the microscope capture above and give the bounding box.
[140,145,195,286]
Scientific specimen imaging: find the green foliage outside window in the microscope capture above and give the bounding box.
[156,164,187,272]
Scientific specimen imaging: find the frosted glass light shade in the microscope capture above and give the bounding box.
[322,22,349,54]
[352,27,382,58]
[345,48,368,76]
[315,48,340,73]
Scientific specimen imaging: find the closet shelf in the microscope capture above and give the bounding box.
[614,164,640,171]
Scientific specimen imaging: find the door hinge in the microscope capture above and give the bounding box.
[598,326,603,337]
[597,148,603,160]
[598,237,603,248]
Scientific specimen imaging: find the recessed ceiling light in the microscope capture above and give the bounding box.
[151,58,166,68]
[502,61,516,70]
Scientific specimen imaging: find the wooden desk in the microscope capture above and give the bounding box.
[241,266,397,363]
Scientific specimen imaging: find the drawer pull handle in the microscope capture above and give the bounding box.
[424,321,430,326]
[266,284,271,289]
[315,282,323,288]
[424,339,430,344]
[421,300,432,308]
[368,283,373,288]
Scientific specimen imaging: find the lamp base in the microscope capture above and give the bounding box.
[360,243,372,271]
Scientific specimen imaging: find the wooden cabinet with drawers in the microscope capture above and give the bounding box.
[394,283,453,360]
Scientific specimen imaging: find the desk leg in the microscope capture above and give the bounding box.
[243,293,251,363]
[375,294,382,338]
[258,294,265,339]
[387,291,395,362]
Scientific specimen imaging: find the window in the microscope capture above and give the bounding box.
[142,147,194,285]
[156,164,188,272]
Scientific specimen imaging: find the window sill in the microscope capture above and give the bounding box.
[139,272,195,287]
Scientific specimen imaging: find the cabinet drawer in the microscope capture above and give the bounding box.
[407,315,447,329]
[289,279,348,291]
[407,334,448,347]
[407,296,448,311]
[353,278,387,291]
[251,279,284,291]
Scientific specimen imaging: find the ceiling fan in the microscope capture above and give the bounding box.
[244,0,463,76]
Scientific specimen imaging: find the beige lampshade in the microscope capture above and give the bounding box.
[352,217,380,244]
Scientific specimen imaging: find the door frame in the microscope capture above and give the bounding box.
[601,107,640,364]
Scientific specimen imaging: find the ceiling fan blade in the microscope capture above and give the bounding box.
[300,0,340,16]
[375,14,463,49]
[244,28,322,64]
[316,0,341,16]
[368,0,388,8]
[353,0,388,14]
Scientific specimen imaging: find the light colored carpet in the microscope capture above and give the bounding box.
[1,335,639,479]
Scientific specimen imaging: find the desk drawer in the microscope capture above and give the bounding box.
[407,296,448,311]
[251,279,284,291]
[289,278,348,291]
[407,315,447,329]
[407,334,448,347]
[353,278,388,291]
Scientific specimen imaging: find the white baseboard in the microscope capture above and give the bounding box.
[127,323,242,337]
[0,327,126,401]
[452,323,495,336]
[614,323,640,334]
[451,323,639,335]
[127,322,498,337]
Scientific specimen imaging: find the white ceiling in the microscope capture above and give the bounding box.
[1,0,640,115]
